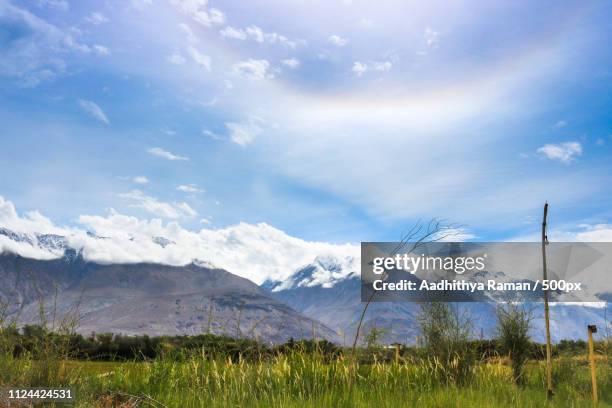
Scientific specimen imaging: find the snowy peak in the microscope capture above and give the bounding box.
[37,233,68,252]
[264,254,359,291]
[0,227,69,257]
[0,227,35,245]
[152,236,175,248]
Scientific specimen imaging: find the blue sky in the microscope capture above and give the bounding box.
[1,0,612,244]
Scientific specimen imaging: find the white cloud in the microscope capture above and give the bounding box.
[553,120,567,128]
[147,147,189,161]
[232,59,272,80]
[328,34,349,47]
[85,12,109,25]
[177,184,205,193]
[226,120,263,146]
[0,196,358,284]
[424,27,440,47]
[179,23,198,43]
[220,25,301,48]
[187,46,211,71]
[78,99,109,124]
[571,224,612,241]
[511,223,612,243]
[119,190,197,219]
[202,129,222,140]
[167,53,186,65]
[351,60,392,76]
[175,202,198,217]
[93,45,110,56]
[537,141,582,164]
[0,196,65,236]
[220,26,247,40]
[36,0,69,11]
[133,176,150,184]
[281,58,300,69]
[169,0,225,27]
[351,62,368,76]
[0,2,92,86]
[435,227,476,242]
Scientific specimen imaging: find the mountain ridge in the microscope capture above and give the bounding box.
[0,249,339,343]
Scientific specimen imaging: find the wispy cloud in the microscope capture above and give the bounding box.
[232,59,272,80]
[202,129,222,140]
[85,11,108,25]
[226,120,262,146]
[177,184,204,193]
[187,46,211,70]
[133,176,150,184]
[169,0,225,27]
[0,2,92,86]
[281,58,300,69]
[93,45,110,56]
[78,99,109,124]
[328,34,349,47]
[36,0,69,11]
[167,53,186,65]
[179,23,198,43]
[537,141,582,164]
[220,25,301,48]
[118,190,197,218]
[147,147,189,161]
[553,120,567,128]
[424,27,440,47]
[219,26,246,40]
[352,61,392,76]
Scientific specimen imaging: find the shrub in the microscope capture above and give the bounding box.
[496,304,532,385]
[417,302,477,385]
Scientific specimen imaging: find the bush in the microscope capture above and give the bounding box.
[417,302,477,385]
[496,304,532,385]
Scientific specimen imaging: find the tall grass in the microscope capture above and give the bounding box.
[3,338,610,407]
[58,353,612,407]
[2,298,610,407]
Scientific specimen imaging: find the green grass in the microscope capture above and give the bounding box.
[2,354,609,407]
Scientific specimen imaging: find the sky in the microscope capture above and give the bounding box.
[1,0,612,253]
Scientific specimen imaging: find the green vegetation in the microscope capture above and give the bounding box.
[496,304,533,385]
[416,302,477,385]
[1,300,610,407]
[1,348,610,407]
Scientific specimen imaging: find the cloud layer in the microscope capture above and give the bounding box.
[0,196,358,284]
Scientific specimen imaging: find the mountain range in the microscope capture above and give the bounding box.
[0,226,338,343]
[264,257,610,343]
[1,226,610,344]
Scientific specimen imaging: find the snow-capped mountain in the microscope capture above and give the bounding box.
[0,222,341,343]
[265,258,611,343]
[262,254,358,291]
[0,226,68,256]
[0,250,339,343]
[0,195,360,284]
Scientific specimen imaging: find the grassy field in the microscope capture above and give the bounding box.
[1,354,610,407]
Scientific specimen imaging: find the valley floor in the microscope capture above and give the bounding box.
[1,357,610,407]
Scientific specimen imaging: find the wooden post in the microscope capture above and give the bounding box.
[394,343,401,365]
[542,202,553,398]
[587,325,598,403]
